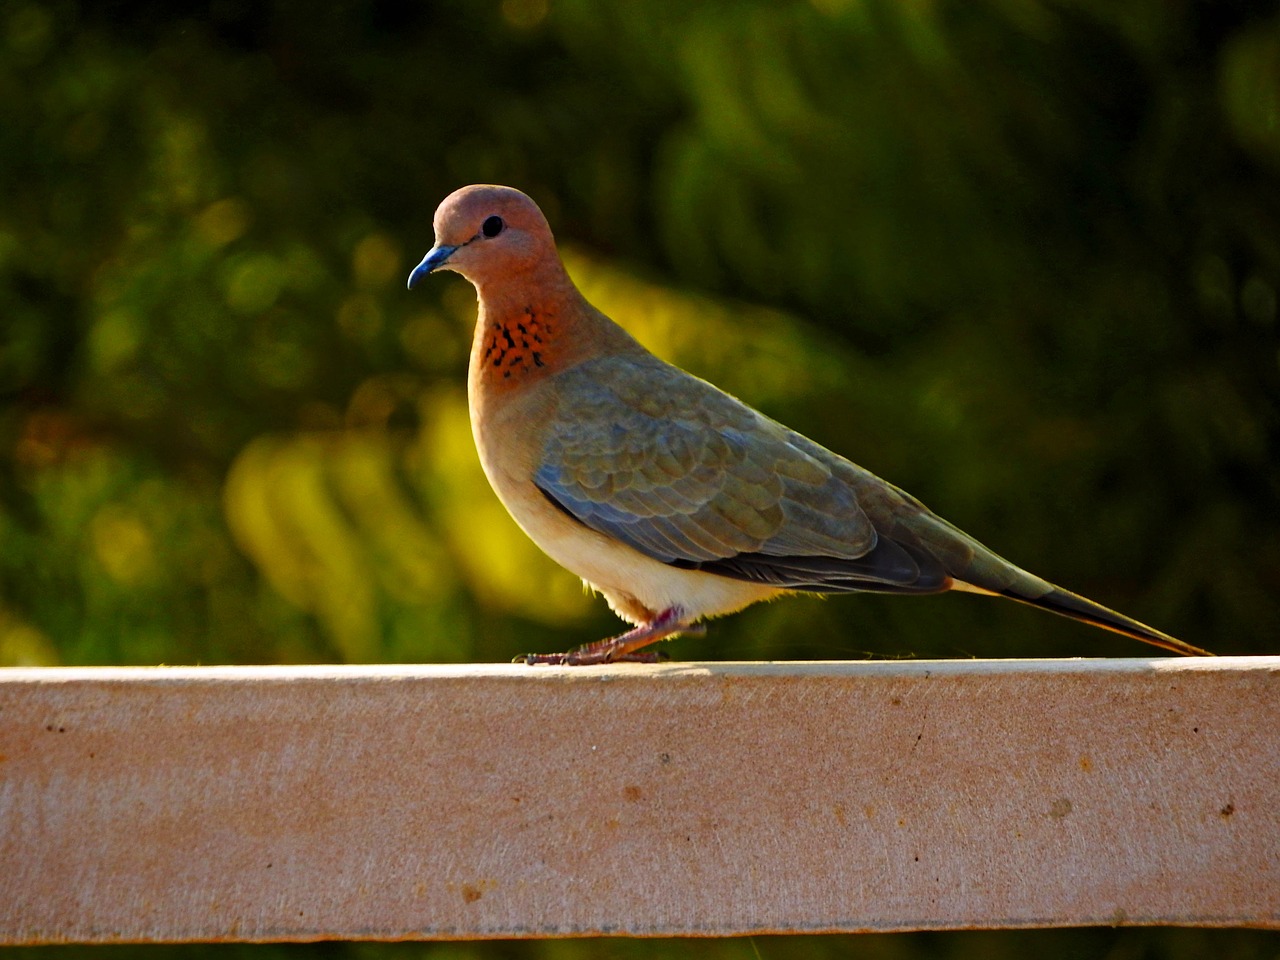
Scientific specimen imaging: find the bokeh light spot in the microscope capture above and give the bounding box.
[224,253,283,314]
[196,197,251,247]
[91,505,156,586]
[1220,21,1280,167]
[352,233,401,288]
[89,308,141,372]
[0,613,58,666]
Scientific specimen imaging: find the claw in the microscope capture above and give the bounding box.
[517,608,696,666]
[516,649,670,666]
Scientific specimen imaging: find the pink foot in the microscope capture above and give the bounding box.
[517,608,704,665]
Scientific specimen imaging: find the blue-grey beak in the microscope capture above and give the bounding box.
[406,244,459,290]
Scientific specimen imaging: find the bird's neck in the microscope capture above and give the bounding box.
[467,268,645,401]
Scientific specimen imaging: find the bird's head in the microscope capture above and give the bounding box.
[407,184,558,291]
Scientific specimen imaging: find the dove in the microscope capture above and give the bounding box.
[407,184,1211,664]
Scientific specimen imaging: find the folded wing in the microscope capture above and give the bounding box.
[533,356,954,594]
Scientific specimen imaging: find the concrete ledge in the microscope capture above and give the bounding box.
[0,657,1277,942]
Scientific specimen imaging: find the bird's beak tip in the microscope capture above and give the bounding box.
[406,244,459,290]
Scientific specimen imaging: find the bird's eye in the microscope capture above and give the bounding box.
[481,215,505,238]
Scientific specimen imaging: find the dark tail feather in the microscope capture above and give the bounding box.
[999,585,1213,657]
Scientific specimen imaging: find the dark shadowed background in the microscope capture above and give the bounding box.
[3,0,1279,957]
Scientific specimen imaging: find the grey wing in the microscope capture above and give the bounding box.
[533,357,951,594]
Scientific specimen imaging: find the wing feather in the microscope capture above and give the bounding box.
[534,355,950,593]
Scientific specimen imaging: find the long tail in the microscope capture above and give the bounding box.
[997,584,1213,657]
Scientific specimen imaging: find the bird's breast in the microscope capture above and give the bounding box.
[469,304,560,398]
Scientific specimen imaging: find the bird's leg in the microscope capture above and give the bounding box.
[517,607,704,665]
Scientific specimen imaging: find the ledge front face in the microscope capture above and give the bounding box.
[1,658,1276,942]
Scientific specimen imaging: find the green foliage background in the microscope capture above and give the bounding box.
[3,0,1279,956]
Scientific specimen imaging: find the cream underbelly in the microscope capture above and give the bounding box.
[481,455,781,625]
[545,521,782,625]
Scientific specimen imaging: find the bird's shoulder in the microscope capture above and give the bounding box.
[549,353,761,431]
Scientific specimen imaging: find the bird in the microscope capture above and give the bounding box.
[407,184,1211,664]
